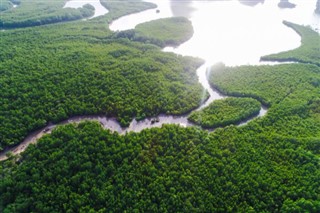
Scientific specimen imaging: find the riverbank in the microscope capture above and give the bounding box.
[260,21,320,67]
[0,63,268,161]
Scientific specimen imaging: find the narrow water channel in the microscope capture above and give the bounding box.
[1,0,318,161]
[0,63,266,161]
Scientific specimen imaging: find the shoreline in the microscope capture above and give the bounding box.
[0,64,268,161]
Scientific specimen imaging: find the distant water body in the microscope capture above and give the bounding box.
[110,0,319,66]
[0,0,318,161]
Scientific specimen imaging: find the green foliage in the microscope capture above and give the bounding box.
[251,80,320,138]
[101,0,156,22]
[1,2,320,212]
[0,24,204,150]
[112,17,193,48]
[281,198,320,212]
[1,122,319,212]
[0,0,95,28]
[39,0,155,39]
[209,62,320,138]
[0,0,155,29]
[261,21,320,66]
[0,0,157,36]
[208,63,320,106]
[188,97,261,128]
[133,17,194,48]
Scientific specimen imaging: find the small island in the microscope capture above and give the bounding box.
[112,17,194,48]
[188,97,261,128]
[133,17,194,48]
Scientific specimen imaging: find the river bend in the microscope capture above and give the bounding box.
[6,0,319,160]
[0,63,267,161]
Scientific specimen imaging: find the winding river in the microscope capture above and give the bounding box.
[0,63,267,161]
[0,0,318,161]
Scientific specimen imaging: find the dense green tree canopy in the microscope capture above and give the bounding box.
[0,28,204,150]
[1,122,319,212]
[0,0,156,29]
[1,0,320,212]
[0,0,95,28]
[208,63,320,106]
[188,97,261,128]
[134,17,194,48]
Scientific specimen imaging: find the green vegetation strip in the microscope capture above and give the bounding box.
[0,14,204,150]
[261,21,320,66]
[0,0,156,29]
[0,36,204,150]
[209,62,320,138]
[208,63,320,106]
[1,0,320,210]
[0,0,95,28]
[111,17,194,48]
[114,17,193,48]
[188,97,261,128]
[1,122,319,212]
[101,0,156,23]
[134,17,194,47]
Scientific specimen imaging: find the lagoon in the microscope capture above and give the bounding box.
[111,0,319,66]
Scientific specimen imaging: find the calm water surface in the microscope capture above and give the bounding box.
[111,0,319,66]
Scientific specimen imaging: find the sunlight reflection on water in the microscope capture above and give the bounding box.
[111,0,319,66]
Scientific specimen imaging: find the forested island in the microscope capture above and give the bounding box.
[188,97,261,128]
[132,17,194,48]
[1,0,320,212]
